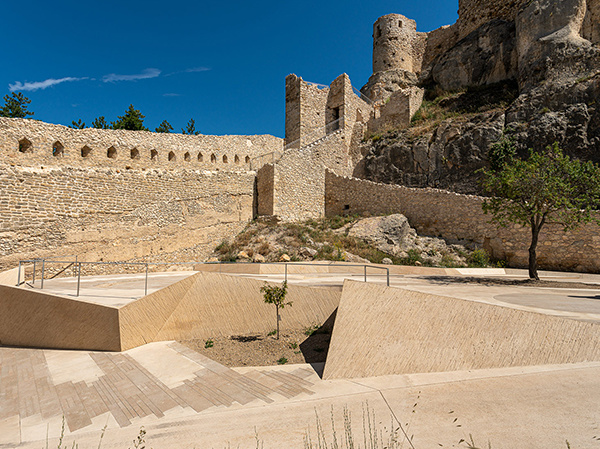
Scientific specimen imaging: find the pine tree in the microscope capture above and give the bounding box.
[0,92,34,118]
[111,105,148,131]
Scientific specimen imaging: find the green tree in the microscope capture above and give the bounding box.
[92,116,109,129]
[0,92,34,118]
[182,118,200,135]
[155,119,173,133]
[481,142,600,280]
[260,281,291,340]
[70,119,86,129]
[111,105,148,131]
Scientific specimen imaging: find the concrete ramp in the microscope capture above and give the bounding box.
[119,271,340,350]
[323,281,600,379]
[0,270,340,351]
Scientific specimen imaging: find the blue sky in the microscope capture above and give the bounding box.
[2,0,458,137]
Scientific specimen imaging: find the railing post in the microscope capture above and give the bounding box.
[17,261,21,287]
[387,268,390,287]
[41,259,45,289]
[32,260,36,285]
[364,265,367,283]
[76,262,82,297]
[285,263,288,284]
[144,263,149,296]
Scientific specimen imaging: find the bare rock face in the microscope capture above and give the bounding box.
[429,19,518,91]
[362,111,505,194]
[516,0,596,90]
[346,214,471,266]
[361,70,419,103]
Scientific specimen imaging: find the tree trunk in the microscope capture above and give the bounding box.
[276,306,280,340]
[529,216,543,280]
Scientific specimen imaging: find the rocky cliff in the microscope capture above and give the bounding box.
[359,0,600,194]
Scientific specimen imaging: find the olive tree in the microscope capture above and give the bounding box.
[260,281,291,339]
[481,141,600,280]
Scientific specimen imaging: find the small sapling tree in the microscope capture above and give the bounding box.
[481,140,600,280]
[260,281,291,340]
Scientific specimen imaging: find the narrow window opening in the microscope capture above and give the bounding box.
[223,155,228,163]
[198,152,203,162]
[168,151,176,162]
[82,145,93,158]
[130,148,140,159]
[184,152,191,162]
[107,146,117,159]
[18,138,33,153]
[211,153,216,163]
[234,155,240,164]
[245,155,250,164]
[52,141,64,157]
[151,149,158,161]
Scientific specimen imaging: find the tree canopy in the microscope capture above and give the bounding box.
[92,116,109,129]
[182,118,200,135]
[111,105,148,131]
[0,92,34,118]
[481,140,600,279]
[70,119,86,129]
[155,120,173,133]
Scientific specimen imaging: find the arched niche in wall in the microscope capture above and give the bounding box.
[18,138,33,153]
[184,152,191,162]
[82,145,93,158]
[211,153,216,163]
[245,155,250,164]
[52,141,64,157]
[168,151,176,162]
[107,146,117,159]
[197,152,203,162]
[234,154,240,164]
[130,148,140,160]
[150,149,158,161]
[223,155,228,163]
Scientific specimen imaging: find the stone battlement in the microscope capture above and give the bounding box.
[0,118,283,171]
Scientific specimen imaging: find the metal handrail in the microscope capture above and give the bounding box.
[16,259,391,297]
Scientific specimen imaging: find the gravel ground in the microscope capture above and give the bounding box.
[180,328,332,368]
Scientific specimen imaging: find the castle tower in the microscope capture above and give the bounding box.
[373,14,418,73]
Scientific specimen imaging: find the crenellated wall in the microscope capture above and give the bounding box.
[0,118,282,171]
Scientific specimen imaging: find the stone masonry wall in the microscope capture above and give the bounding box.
[325,171,600,272]
[0,164,256,270]
[0,118,282,171]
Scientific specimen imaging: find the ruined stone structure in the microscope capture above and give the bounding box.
[3,0,600,274]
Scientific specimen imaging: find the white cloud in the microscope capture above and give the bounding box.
[184,67,211,73]
[9,77,88,92]
[102,68,161,83]
[165,67,211,76]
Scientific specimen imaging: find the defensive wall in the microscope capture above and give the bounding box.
[0,118,284,270]
[0,165,256,270]
[325,171,600,273]
[0,118,282,170]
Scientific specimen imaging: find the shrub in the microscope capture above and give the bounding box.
[468,249,490,268]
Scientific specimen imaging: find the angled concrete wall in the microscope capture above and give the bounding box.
[119,271,341,350]
[0,284,121,351]
[323,281,600,379]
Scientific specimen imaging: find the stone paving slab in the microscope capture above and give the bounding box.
[0,342,318,446]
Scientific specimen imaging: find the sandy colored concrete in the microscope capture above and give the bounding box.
[0,265,25,286]
[323,280,600,379]
[119,271,340,350]
[0,284,121,351]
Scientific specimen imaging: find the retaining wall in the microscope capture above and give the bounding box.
[325,171,600,272]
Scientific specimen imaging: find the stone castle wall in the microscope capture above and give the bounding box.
[325,171,600,273]
[0,118,282,171]
[0,164,256,270]
[373,14,426,73]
